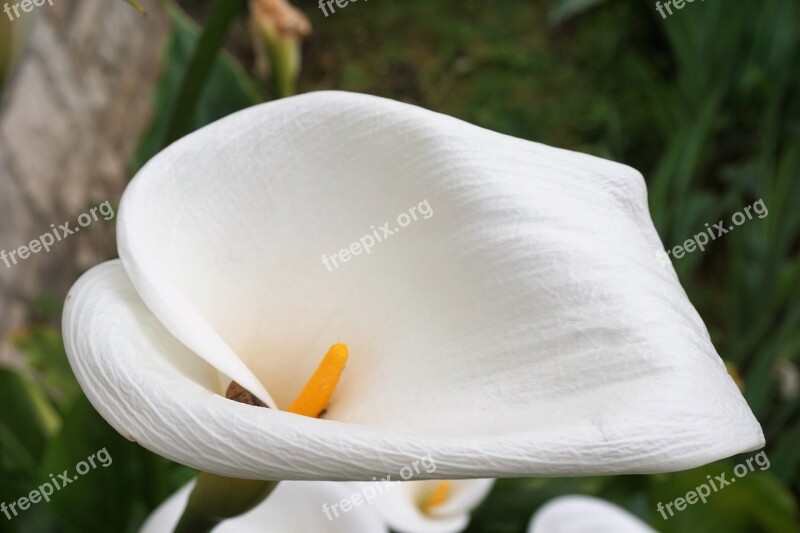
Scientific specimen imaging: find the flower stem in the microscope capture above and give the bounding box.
[161,0,244,149]
[173,473,278,533]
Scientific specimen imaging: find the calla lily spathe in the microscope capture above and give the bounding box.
[528,495,656,533]
[63,91,764,481]
[141,478,491,533]
[349,479,495,533]
[140,480,387,533]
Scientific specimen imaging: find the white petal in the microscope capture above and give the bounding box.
[351,479,494,533]
[68,91,763,480]
[139,480,387,533]
[528,495,655,533]
[140,482,195,533]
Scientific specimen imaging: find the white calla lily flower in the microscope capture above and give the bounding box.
[349,478,494,533]
[63,91,764,482]
[141,480,387,533]
[528,495,656,533]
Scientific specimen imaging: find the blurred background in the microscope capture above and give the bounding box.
[0,0,798,531]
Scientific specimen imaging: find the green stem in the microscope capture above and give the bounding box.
[161,0,245,149]
[263,31,300,99]
[122,0,146,14]
[174,473,278,533]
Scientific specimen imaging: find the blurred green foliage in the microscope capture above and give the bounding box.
[1,0,799,531]
[132,4,260,170]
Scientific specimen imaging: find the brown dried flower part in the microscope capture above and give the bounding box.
[249,0,311,38]
[248,0,311,97]
[225,380,268,408]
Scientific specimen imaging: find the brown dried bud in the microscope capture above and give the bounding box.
[249,0,311,38]
[248,0,311,98]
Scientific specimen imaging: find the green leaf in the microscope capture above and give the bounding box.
[10,326,79,414]
[0,368,52,465]
[0,369,55,531]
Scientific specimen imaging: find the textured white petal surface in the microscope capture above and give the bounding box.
[65,91,763,480]
[528,495,656,533]
[350,478,494,533]
[139,480,387,533]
